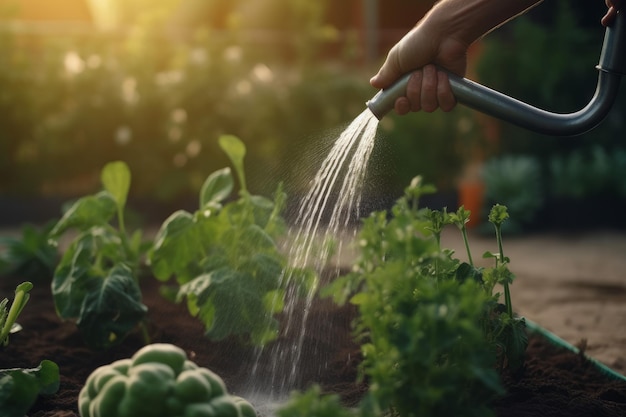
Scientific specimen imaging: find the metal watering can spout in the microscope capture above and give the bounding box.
[366,13,626,136]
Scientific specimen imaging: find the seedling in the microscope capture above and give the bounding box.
[481,204,528,372]
[149,135,315,345]
[0,281,32,347]
[49,161,149,350]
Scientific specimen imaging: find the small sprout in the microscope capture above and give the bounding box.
[0,282,33,347]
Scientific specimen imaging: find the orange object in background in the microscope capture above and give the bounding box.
[458,180,485,229]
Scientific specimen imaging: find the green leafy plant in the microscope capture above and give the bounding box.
[480,205,528,372]
[324,177,527,417]
[0,282,32,347]
[48,161,149,350]
[0,359,60,417]
[78,343,256,417]
[0,222,58,281]
[149,135,314,345]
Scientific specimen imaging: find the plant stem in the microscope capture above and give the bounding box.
[494,224,513,318]
[460,225,474,267]
[117,207,126,237]
[0,284,30,345]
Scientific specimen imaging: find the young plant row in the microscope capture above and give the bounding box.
[1,136,528,416]
[36,135,313,350]
[0,134,313,416]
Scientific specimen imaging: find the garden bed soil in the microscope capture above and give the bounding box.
[2,276,626,417]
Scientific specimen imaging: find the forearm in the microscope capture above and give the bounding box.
[424,0,544,45]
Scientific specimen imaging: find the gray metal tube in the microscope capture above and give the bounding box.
[366,13,625,136]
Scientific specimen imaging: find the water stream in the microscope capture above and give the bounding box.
[246,109,379,407]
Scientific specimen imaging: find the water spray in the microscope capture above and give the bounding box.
[367,13,625,136]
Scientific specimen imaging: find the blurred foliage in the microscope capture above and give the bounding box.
[6,0,621,226]
[481,155,543,233]
[0,0,372,211]
[476,0,626,230]
[549,145,626,200]
[0,222,58,281]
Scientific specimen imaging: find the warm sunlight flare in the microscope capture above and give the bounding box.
[3,0,92,21]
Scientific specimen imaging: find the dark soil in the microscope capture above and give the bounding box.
[2,276,626,417]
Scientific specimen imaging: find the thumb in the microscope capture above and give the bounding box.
[370,54,403,89]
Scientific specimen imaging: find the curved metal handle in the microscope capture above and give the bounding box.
[366,12,625,136]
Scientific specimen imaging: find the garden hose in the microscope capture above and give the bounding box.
[524,318,626,382]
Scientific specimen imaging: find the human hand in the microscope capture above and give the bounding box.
[369,26,468,114]
[602,0,622,26]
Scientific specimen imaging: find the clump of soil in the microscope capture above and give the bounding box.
[1,276,625,417]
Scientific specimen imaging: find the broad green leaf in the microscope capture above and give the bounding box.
[0,371,38,417]
[51,228,126,319]
[218,135,247,192]
[249,195,276,227]
[149,210,201,282]
[177,275,210,315]
[51,236,98,319]
[455,262,483,284]
[178,267,281,344]
[204,271,269,341]
[198,250,229,272]
[50,192,116,237]
[0,360,60,417]
[177,269,234,326]
[101,161,131,210]
[76,263,147,350]
[240,253,282,280]
[33,360,60,396]
[200,167,233,209]
[240,225,277,253]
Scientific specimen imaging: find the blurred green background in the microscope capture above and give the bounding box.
[0,0,624,229]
